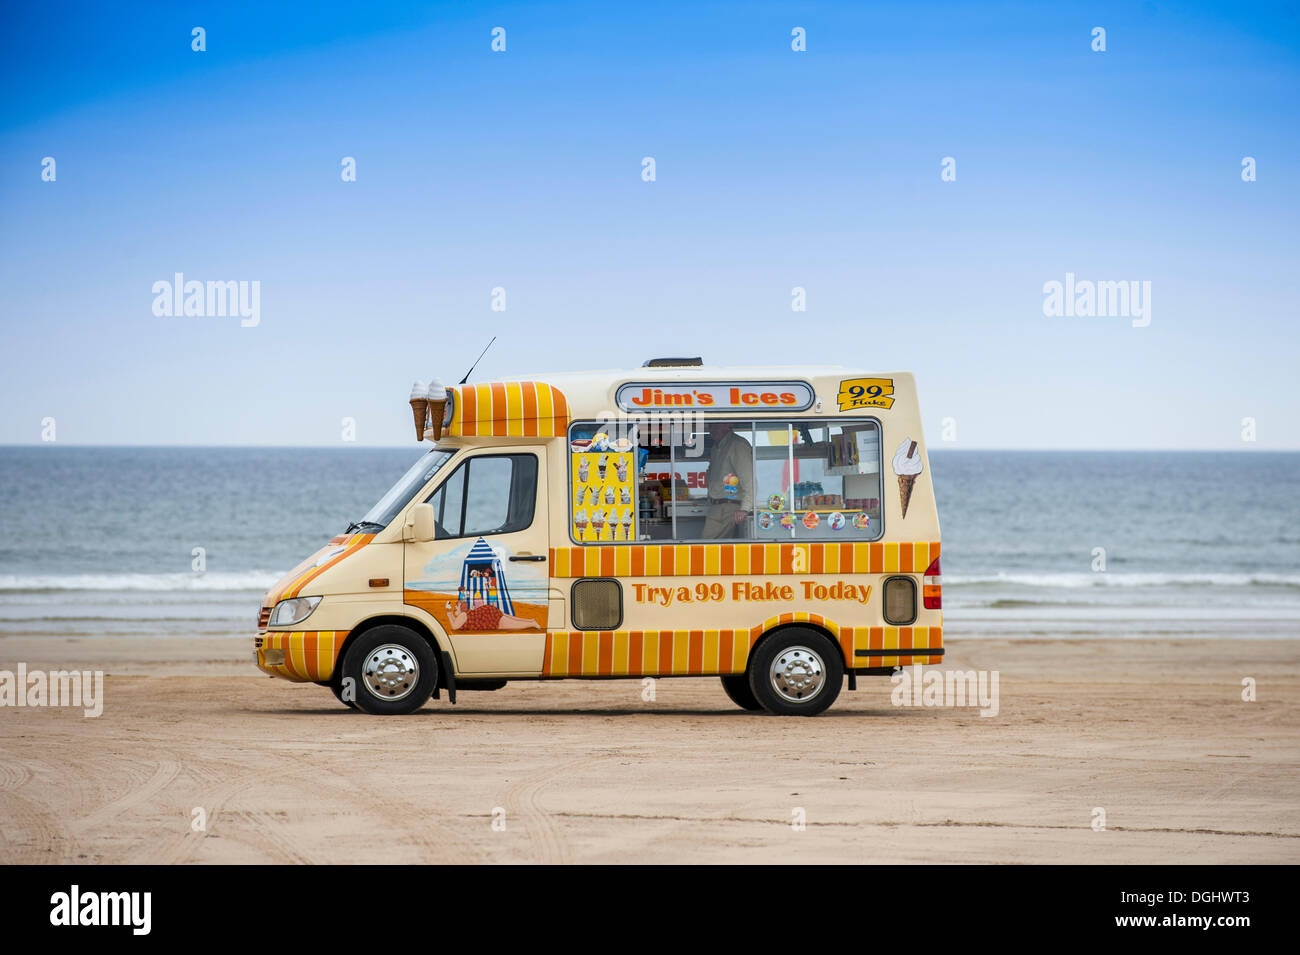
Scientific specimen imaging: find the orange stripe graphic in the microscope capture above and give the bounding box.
[547,542,940,577]
[258,630,350,683]
[283,534,373,599]
[628,631,643,675]
[539,618,943,677]
[271,534,374,604]
[489,382,507,432]
[521,382,538,437]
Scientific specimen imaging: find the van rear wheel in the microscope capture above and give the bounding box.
[720,674,763,711]
[340,625,438,715]
[747,628,843,716]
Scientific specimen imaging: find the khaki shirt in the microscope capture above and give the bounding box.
[706,430,754,512]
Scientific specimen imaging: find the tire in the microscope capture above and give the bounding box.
[339,625,438,715]
[325,675,357,709]
[720,674,763,711]
[747,628,843,716]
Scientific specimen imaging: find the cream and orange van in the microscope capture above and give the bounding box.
[255,361,942,716]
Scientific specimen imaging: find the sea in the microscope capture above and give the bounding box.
[0,448,1296,640]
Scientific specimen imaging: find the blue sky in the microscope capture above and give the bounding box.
[1,1,1297,449]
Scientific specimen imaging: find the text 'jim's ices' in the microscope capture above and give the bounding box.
[0,665,103,717]
[50,886,150,935]
[151,273,260,327]
[891,665,1000,717]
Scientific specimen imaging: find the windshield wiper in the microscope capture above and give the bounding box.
[344,520,385,534]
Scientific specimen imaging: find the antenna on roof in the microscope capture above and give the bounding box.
[459,336,497,384]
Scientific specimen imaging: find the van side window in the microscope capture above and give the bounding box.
[569,418,883,543]
[433,461,466,536]
[752,421,883,541]
[639,419,755,541]
[426,454,538,538]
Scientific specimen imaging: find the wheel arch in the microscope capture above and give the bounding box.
[749,620,847,670]
[336,613,449,683]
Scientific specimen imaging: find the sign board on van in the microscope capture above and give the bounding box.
[836,377,895,411]
[615,381,815,413]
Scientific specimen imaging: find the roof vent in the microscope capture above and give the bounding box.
[642,357,703,367]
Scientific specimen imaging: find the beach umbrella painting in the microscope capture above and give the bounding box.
[458,537,515,615]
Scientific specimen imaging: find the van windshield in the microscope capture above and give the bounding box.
[354,449,454,531]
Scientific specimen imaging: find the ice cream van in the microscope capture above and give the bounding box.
[255,360,942,716]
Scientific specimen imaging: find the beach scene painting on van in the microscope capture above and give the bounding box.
[404,537,547,633]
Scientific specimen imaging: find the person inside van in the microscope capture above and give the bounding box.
[702,421,753,538]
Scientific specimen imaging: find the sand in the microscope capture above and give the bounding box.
[1,634,1297,864]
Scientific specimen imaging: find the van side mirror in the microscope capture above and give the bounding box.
[408,503,436,542]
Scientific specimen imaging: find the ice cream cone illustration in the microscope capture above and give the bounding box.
[616,457,628,481]
[892,438,923,518]
[592,508,606,538]
[426,379,447,440]
[596,453,608,481]
[409,381,429,441]
[578,457,589,482]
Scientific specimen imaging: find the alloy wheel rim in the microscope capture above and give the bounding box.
[769,645,825,703]
[363,644,419,701]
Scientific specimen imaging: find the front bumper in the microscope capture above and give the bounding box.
[255,630,350,683]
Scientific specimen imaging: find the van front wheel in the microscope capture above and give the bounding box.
[340,625,438,715]
[747,628,843,716]
[325,676,357,709]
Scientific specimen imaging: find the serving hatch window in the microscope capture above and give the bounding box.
[568,417,882,543]
[753,420,883,541]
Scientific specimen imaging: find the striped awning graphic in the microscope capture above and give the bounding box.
[448,381,570,438]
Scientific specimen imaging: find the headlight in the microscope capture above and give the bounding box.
[270,596,322,627]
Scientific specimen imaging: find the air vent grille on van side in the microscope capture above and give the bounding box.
[572,579,623,630]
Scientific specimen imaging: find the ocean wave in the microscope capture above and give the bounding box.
[946,572,1300,589]
[982,598,1098,608]
[0,572,283,593]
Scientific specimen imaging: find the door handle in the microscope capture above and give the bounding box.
[509,554,546,562]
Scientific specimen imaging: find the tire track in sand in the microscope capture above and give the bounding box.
[0,761,73,863]
[134,759,328,864]
[500,756,604,865]
[288,747,485,864]
[68,759,181,836]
